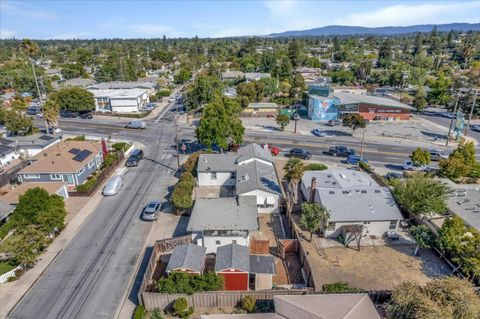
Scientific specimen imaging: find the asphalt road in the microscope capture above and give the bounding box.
[419,113,480,145]
[10,107,179,318]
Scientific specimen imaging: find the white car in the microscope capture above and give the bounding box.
[428,150,448,161]
[403,160,428,171]
[168,96,176,102]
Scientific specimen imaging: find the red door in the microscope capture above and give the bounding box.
[219,271,249,291]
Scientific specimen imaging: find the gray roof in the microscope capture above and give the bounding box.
[237,143,274,164]
[332,92,414,110]
[249,255,276,275]
[4,134,61,149]
[0,199,15,222]
[236,161,281,196]
[245,73,271,81]
[187,196,258,232]
[87,81,156,90]
[246,103,278,109]
[301,170,376,192]
[0,144,17,157]
[166,244,206,273]
[200,314,277,319]
[317,187,403,222]
[197,154,238,173]
[274,294,381,319]
[222,71,245,79]
[445,181,480,231]
[62,78,96,88]
[215,243,250,272]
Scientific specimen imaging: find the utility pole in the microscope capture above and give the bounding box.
[464,89,478,138]
[357,129,366,170]
[30,58,48,133]
[446,93,460,147]
[294,118,298,133]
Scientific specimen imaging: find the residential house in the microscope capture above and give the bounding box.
[301,169,403,239]
[242,103,279,117]
[18,140,103,189]
[87,81,157,95]
[2,134,62,157]
[62,78,97,88]
[166,244,206,274]
[89,89,149,113]
[214,244,276,291]
[443,179,480,232]
[187,196,259,254]
[245,73,271,82]
[0,199,15,223]
[45,68,63,80]
[200,294,380,319]
[221,71,245,81]
[224,87,237,99]
[0,143,23,169]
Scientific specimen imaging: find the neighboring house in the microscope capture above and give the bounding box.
[166,244,206,274]
[201,293,380,319]
[245,73,271,82]
[242,103,279,117]
[188,196,259,254]
[443,179,480,232]
[1,181,69,204]
[221,71,245,81]
[0,199,15,223]
[45,68,63,80]
[0,143,23,168]
[224,87,237,99]
[18,140,103,188]
[301,170,403,239]
[62,78,97,88]
[2,134,62,157]
[197,144,281,213]
[89,89,149,113]
[87,81,157,95]
[214,244,276,291]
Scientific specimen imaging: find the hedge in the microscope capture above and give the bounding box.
[305,163,328,171]
[76,175,98,193]
[111,142,129,152]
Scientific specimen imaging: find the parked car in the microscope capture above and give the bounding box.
[289,148,311,159]
[470,124,480,132]
[312,128,327,137]
[60,109,79,118]
[141,200,161,221]
[325,146,355,157]
[41,127,62,134]
[125,149,144,167]
[102,175,123,196]
[79,112,93,119]
[326,120,341,126]
[345,155,368,165]
[429,149,448,161]
[262,144,280,156]
[126,120,146,129]
[26,106,42,116]
[441,112,456,119]
[168,96,176,102]
[403,160,429,171]
[385,172,403,180]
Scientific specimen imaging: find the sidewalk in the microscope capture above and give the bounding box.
[0,165,128,319]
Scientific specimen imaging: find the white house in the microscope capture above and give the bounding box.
[1,134,62,158]
[89,89,149,113]
[301,169,403,240]
[187,196,258,254]
[87,81,157,95]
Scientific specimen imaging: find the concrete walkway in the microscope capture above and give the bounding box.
[0,165,128,319]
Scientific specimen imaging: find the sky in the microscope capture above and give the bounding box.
[1,0,479,39]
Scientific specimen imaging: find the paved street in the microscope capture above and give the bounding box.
[9,106,179,319]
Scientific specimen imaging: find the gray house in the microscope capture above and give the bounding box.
[18,140,103,189]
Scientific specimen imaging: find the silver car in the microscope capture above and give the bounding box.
[141,201,161,221]
[429,150,448,161]
[102,175,123,196]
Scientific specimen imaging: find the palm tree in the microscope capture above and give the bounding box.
[21,39,48,132]
[283,158,305,215]
[42,99,59,129]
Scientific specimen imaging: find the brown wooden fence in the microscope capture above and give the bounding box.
[141,289,309,311]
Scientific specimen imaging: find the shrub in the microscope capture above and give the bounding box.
[183,152,200,174]
[359,160,372,173]
[156,272,223,294]
[157,89,171,97]
[241,295,256,313]
[173,297,194,319]
[172,184,193,211]
[150,308,164,319]
[134,305,145,319]
[76,176,97,193]
[322,282,363,293]
[102,152,118,168]
[180,172,196,188]
[111,142,129,152]
[305,163,328,171]
[66,135,86,141]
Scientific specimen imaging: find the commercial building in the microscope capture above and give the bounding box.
[89,88,149,113]
[300,169,403,239]
[87,81,157,95]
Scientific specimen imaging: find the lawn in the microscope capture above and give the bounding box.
[0,233,22,253]
[0,261,15,274]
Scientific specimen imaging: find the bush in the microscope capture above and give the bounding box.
[111,142,129,152]
[156,272,223,294]
[359,160,372,173]
[180,172,196,188]
[241,295,256,313]
[173,297,194,319]
[322,282,363,293]
[102,152,118,168]
[305,163,328,171]
[134,305,145,319]
[157,89,171,97]
[76,175,97,193]
[183,152,200,174]
[150,308,164,319]
[66,135,86,141]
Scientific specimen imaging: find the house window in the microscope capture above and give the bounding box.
[232,240,237,244]
[215,240,221,245]
[25,174,40,179]
[211,172,217,180]
[389,220,397,230]
[88,160,95,169]
[50,174,62,180]
[327,222,335,231]
[78,167,85,175]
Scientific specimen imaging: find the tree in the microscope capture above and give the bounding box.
[331,69,354,85]
[378,39,393,68]
[0,109,37,136]
[440,140,476,180]
[342,113,366,135]
[413,86,427,112]
[42,98,60,130]
[195,98,244,150]
[171,183,193,212]
[288,39,302,69]
[427,71,452,106]
[276,113,290,130]
[390,175,449,217]
[51,87,95,112]
[411,148,431,166]
[283,158,305,215]
[410,225,435,255]
[174,68,192,84]
[61,63,86,80]
[184,75,223,111]
[300,203,330,241]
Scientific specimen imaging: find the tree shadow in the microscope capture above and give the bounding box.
[126,246,153,305]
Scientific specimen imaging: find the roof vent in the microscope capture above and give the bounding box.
[329,191,335,194]
[43,153,48,157]
[203,158,207,162]
[342,190,350,194]
[374,190,381,193]
[361,190,367,194]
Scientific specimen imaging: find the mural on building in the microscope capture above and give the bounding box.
[308,97,339,121]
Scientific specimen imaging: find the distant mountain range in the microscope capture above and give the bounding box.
[268,23,480,37]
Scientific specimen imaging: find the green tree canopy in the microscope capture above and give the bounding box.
[411,148,431,166]
[342,113,366,135]
[276,113,290,130]
[300,203,330,241]
[51,87,95,112]
[440,140,477,180]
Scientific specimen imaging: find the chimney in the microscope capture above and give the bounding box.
[309,177,317,203]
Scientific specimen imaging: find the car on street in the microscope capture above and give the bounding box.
[289,148,311,159]
[262,144,280,156]
[385,172,403,180]
[403,160,429,171]
[26,106,42,116]
[79,112,93,119]
[41,127,62,134]
[429,149,448,161]
[345,155,368,165]
[125,149,144,167]
[325,146,355,157]
[126,120,146,129]
[312,128,327,137]
[441,112,456,119]
[470,124,480,132]
[141,200,161,221]
[102,175,123,196]
[326,119,341,126]
[168,96,176,102]
[60,109,79,118]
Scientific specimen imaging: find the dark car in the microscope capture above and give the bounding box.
[289,148,311,159]
[385,172,403,180]
[325,146,355,157]
[79,112,93,119]
[26,106,42,116]
[125,149,144,167]
[60,109,79,118]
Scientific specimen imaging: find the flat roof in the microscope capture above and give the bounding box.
[301,169,377,191]
[246,103,278,109]
[332,92,414,110]
[443,179,480,231]
[4,134,61,148]
[89,88,148,99]
[88,81,156,90]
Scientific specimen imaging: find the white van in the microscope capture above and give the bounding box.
[126,120,146,129]
[103,175,123,196]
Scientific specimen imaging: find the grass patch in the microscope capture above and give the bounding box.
[0,261,16,274]
[0,234,23,252]
[305,163,328,171]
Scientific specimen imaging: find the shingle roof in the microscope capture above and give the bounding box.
[236,161,281,196]
[197,154,238,173]
[187,196,258,232]
[1,182,66,205]
[0,144,16,157]
[249,255,276,275]
[332,92,414,110]
[166,244,206,273]
[274,294,381,319]
[215,244,250,272]
[236,144,274,164]
[0,199,15,222]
